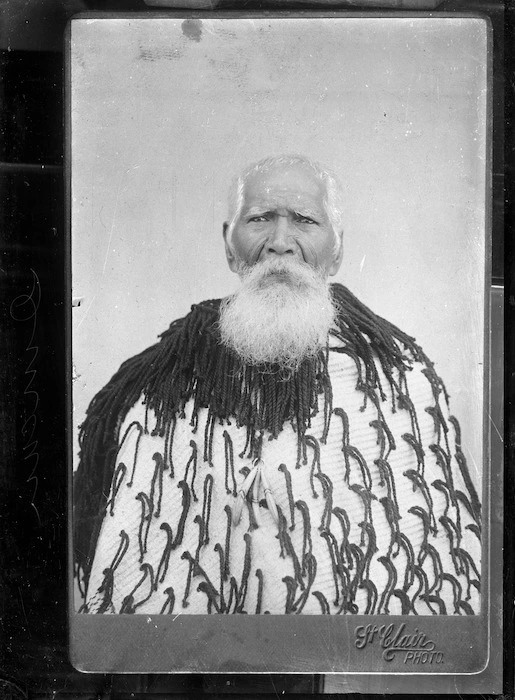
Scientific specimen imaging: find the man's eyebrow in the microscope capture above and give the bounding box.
[243,205,322,219]
[293,208,320,219]
[244,206,273,218]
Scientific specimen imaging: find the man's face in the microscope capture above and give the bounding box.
[225,163,343,277]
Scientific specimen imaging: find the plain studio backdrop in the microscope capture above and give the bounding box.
[70,16,488,489]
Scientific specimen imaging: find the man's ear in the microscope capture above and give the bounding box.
[223,222,239,273]
[327,230,344,276]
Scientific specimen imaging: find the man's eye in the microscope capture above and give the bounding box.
[296,214,317,225]
[248,215,269,223]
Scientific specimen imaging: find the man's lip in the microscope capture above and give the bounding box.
[258,270,293,287]
[266,270,292,281]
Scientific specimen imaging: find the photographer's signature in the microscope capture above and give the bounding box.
[355,623,444,664]
[10,268,41,525]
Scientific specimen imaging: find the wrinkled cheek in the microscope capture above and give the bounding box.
[238,240,265,266]
[297,241,317,267]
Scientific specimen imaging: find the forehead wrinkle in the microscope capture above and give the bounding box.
[243,196,326,218]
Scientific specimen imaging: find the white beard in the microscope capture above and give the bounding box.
[218,258,337,371]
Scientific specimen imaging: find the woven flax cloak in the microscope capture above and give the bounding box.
[74,283,481,615]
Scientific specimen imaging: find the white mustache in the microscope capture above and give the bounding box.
[237,257,325,289]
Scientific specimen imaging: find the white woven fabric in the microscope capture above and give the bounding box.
[82,339,481,615]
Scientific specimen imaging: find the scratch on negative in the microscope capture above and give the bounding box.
[76,294,97,329]
[488,412,503,443]
[102,169,126,274]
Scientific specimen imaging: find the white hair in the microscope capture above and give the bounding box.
[225,154,345,255]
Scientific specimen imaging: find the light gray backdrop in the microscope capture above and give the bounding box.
[71,16,488,488]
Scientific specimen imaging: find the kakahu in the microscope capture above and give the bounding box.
[74,284,481,615]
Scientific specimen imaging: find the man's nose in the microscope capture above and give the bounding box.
[266,216,295,256]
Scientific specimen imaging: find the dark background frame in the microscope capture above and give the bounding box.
[0,0,510,697]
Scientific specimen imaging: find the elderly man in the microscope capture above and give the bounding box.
[74,154,481,615]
